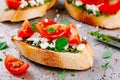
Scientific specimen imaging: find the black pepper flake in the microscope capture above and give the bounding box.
[22,77,25,79]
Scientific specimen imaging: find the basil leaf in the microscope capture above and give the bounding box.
[55,37,68,50]
[71,73,75,77]
[58,70,66,79]
[102,49,112,59]
[103,62,110,69]
[47,28,55,33]
[31,22,37,31]
[0,41,8,50]
[60,18,69,25]
[4,8,11,11]
[0,58,3,61]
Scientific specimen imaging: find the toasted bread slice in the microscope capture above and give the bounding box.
[64,0,120,29]
[0,0,57,22]
[11,37,93,70]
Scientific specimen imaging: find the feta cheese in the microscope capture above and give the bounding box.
[76,44,85,51]
[27,32,41,43]
[36,0,45,4]
[20,0,28,8]
[28,0,38,6]
[44,18,48,23]
[86,4,99,15]
[40,37,48,43]
[40,42,49,49]
[56,14,60,18]
[74,0,83,6]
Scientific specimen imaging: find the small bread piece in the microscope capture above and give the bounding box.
[64,0,120,29]
[0,0,57,22]
[12,37,93,70]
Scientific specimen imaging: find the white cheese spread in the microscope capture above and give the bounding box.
[20,0,46,8]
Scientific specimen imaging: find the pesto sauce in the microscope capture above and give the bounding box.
[23,40,81,53]
[67,0,112,16]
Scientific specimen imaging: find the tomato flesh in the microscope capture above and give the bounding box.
[18,20,34,38]
[5,54,29,75]
[81,0,104,5]
[67,23,80,44]
[36,22,70,40]
[99,0,120,14]
[6,0,21,9]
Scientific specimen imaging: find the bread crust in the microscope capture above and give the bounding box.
[0,0,58,22]
[64,0,120,29]
[11,37,94,70]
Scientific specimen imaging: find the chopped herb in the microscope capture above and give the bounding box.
[31,22,37,31]
[55,37,68,50]
[95,11,102,16]
[0,41,8,50]
[0,58,2,61]
[47,28,55,33]
[109,0,114,2]
[103,62,110,69]
[44,0,51,3]
[60,17,69,25]
[67,0,73,3]
[4,8,11,11]
[58,70,66,80]
[71,73,75,77]
[88,31,111,42]
[102,49,112,59]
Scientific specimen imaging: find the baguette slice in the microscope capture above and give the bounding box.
[64,0,120,29]
[0,0,57,22]
[11,37,94,70]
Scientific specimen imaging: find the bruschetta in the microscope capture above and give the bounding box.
[11,19,94,70]
[64,0,120,29]
[0,0,58,22]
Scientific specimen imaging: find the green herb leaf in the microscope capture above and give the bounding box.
[71,73,75,77]
[4,8,11,11]
[109,0,114,2]
[60,17,69,25]
[0,58,3,61]
[88,31,111,42]
[44,0,51,3]
[103,62,110,69]
[0,41,8,50]
[55,37,68,50]
[58,70,66,79]
[31,22,37,31]
[67,0,73,3]
[47,28,55,33]
[102,49,112,59]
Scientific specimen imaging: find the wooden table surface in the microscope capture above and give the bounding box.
[0,0,120,80]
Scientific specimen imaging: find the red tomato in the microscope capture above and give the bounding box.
[18,20,34,38]
[81,0,104,5]
[67,23,80,44]
[5,54,29,75]
[36,21,70,40]
[6,0,21,9]
[99,0,120,14]
[39,20,57,27]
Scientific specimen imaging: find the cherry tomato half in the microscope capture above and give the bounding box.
[81,0,104,5]
[6,0,21,9]
[99,0,120,14]
[18,20,34,38]
[67,22,80,44]
[36,20,70,40]
[4,54,29,75]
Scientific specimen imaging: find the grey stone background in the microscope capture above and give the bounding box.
[0,0,120,80]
